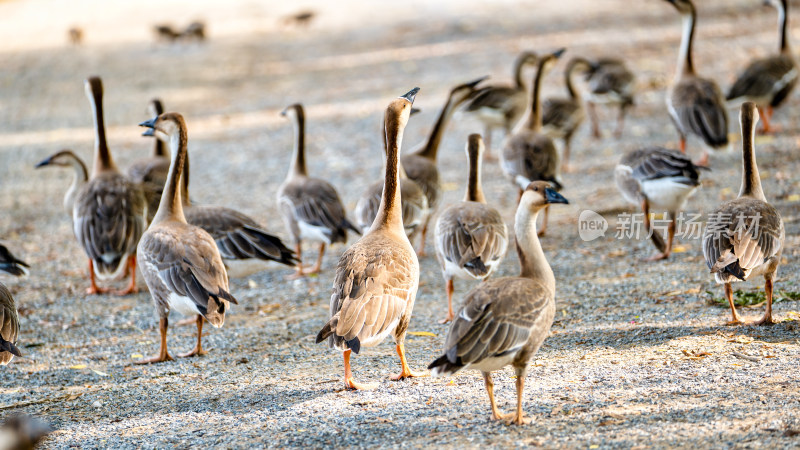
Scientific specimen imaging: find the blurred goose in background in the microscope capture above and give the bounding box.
[502,48,565,236]
[354,110,429,238]
[35,150,88,219]
[434,134,508,323]
[402,77,486,256]
[663,0,729,165]
[0,414,52,450]
[128,99,169,223]
[703,102,784,326]
[726,0,796,133]
[542,57,593,172]
[136,113,237,364]
[615,147,708,260]
[0,244,29,277]
[0,245,25,366]
[464,52,538,158]
[316,88,423,390]
[582,58,636,139]
[74,77,146,295]
[278,104,360,278]
[429,181,568,425]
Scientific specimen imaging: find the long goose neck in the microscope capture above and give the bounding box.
[154,126,188,223]
[180,150,191,207]
[289,108,307,177]
[739,112,766,201]
[525,59,548,131]
[373,112,405,232]
[515,205,554,292]
[465,142,485,203]
[89,88,116,176]
[677,7,696,76]
[565,58,586,101]
[512,54,528,89]
[417,96,456,160]
[778,1,790,53]
[384,123,409,179]
[65,155,89,213]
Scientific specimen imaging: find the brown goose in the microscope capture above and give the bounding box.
[402,77,486,256]
[128,99,169,223]
[727,0,797,133]
[0,245,25,365]
[502,48,565,236]
[664,0,729,165]
[703,102,784,326]
[316,88,423,390]
[74,77,146,295]
[434,134,508,324]
[463,52,538,158]
[35,150,88,218]
[583,58,636,139]
[136,112,237,364]
[615,147,708,260]
[542,57,592,172]
[278,104,360,278]
[429,181,568,425]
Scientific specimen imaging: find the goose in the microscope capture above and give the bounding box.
[0,244,29,277]
[354,109,429,238]
[615,146,708,260]
[74,77,146,295]
[502,48,565,236]
[0,245,25,366]
[726,0,797,134]
[128,99,169,223]
[429,181,568,425]
[434,134,508,323]
[583,58,636,139]
[542,57,593,172]
[464,52,538,158]
[278,104,360,278]
[35,150,88,218]
[402,77,486,255]
[136,112,237,363]
[316,88,423,390]
[663,0,729,165]
[703,102,784,326]
[0,415,52,449]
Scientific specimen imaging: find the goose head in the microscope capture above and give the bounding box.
[148,98,164,117]
[139,112,184,140]
[84,76,103,102]
[387,87,420,131]
[520,181,569,212]
[664,0,695,14]
[450,76,489,105]
[35,150,81,169]
[518,51,538,66]
[280,103,304,122]
[540,48,566,72]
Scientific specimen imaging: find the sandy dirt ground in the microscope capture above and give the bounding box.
[1,0,800,447]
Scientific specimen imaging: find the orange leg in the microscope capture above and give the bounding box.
[679,137,686,154]
[343,349,377,390]
[483,372,513,421]
[694,150,709,167]
[286,242,305,280]
[758,106,776,134]
[439,279,455,324]
[417,224,428,257]
[724,282,744,326]
[506,375,531,425]
[85,259,108,295]
[389,342,428,380]
[752,278,778,326]
[114,255,139,295]
[305,243,326,275]
[178,315,208,357]
[646,215,675,261]
[587,102,601,139]
[136,317,174,364]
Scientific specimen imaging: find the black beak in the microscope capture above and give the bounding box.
[34,157,51,168]
[400,87,420,104]
[545,188,569,204]
[465,76,489,89]
[280,107,288,117]
[552,48,566,59]
[139,117,157,136]
[410,107,421,116]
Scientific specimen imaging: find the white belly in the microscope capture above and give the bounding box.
[641,178,697,213]
[298,220,332,244]
[359,318,400,348]
[465,349,520,373]
[168,292,201,317]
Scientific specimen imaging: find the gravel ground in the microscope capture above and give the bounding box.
[2,0,800,448]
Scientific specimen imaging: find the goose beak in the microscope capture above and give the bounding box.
[545,188,569,204]
[34,157,51,168]
[400,87,420,104]
[465,76,489,88]
[552,48,566,59]
[139,117,157,136]
[280,107,289,117]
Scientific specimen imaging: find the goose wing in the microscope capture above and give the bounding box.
[670,77,729,148]
[436,204,508,278]
[727,55,797,102]
[279,178,358,237]
[625,147,706,183]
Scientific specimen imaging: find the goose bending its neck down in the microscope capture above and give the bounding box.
[402,77,486,256]
[664,0,729,165]
[463,52,538,158]
[703,102,784,326]
[502,48,565,237]
[429,181,568,425]
[316,88,423,391]
[129,99,170,223]
[434,134,508,323]
[726,0,797,134]
[35,150,89,218]
[136,112,238,364]
[277,104,360,278]
[74,76,146,295]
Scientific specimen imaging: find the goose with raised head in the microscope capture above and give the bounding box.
[615,146,708,261]
[129,99,170,223]
[35,150,88,219]
[0,244,29,277]
[354,111,429,237]
[727,0,797,134]
[136,112,237,364]
[316,88,423,390]
[434,134,508,324]
[73,76,146,295]
[402,77,486,256]
[464,52,538,158]
[502,48,565,236]
[278,103,360,278]
[582,58,636,139]
[429,181,568,425]
[703,102,784,326]
[663,0,729,165]
[542,56,593,172]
